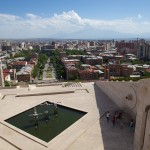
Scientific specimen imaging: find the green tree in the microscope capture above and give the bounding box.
[4,81,10,86]
[32,65,38,78]
[50,50,65,79]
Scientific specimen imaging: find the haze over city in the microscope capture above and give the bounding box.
[1,0,150,39]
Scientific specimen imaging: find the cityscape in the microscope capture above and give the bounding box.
[0,38,150,85]
[0,1,150,150]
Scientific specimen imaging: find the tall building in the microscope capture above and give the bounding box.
[1,41,12,51]
[137,44,150,60]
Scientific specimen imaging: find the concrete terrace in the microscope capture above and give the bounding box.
[0,82,134,150]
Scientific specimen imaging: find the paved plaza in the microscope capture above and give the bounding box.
[0,82,134,150]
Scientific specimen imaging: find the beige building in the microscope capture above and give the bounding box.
[0,78,149,149]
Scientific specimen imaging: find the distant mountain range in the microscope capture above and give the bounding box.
[49,29,150,40]
[1,29,150,40]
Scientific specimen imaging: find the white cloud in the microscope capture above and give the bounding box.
[26,13,41,19]
[0,14,20,22]
[142,21,150,25]
[0,11,149,38]
[138,14,142,19]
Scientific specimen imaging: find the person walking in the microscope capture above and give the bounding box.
[112,115,116,127]
[106,111,110,123]
[115,112,119,124]
[120,121,123,129]
[129,119,134,132]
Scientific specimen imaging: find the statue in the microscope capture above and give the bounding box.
[28,107,43,127]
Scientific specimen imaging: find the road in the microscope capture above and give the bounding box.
[42,59,57,82]
[33,58,58,84]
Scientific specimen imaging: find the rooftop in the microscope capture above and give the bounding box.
[0,83,134,150]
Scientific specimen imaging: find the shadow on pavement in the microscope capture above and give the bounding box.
[93,84,134,150]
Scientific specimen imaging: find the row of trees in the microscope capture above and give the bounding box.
[50,50,65,79]
[13,49,40,58]
[32,54,48,78]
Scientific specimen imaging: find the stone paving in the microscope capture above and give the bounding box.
[92,83,134,150]
[0,82,134,150]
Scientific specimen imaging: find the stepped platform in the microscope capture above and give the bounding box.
[0,82,134,150]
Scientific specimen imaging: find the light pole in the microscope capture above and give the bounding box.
[0,60,4,87]
[105,63,110,80]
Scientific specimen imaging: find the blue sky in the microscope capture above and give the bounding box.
[0,0,150,38]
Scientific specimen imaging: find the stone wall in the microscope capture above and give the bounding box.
[133,79,150,150]
[95,79,150,150]
[95,80,138,119]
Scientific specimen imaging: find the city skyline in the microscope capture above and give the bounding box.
[0,0,150,39]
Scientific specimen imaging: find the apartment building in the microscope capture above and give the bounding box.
[104,63,134,79]
[78,69,99,80]
[137,44,150,60]
[82,56,103,65]
[62,59,80,65]
[65,64,78,80]
[116,41,135,49]
[16,65,33,82]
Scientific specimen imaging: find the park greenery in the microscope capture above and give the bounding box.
[48,49,86,79]
[32,54,48,78]
[4,80,10,86]
[49,50,65,79]
[14,49,40,58]
[13,50,32,58]
[13,49,48,79]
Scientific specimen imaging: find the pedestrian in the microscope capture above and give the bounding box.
[129,119,134,132]
[106,111,110,123]
[120,121,123,129]
[115,112,119,123]
[118,112,122,122]
[112,115,116,127]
